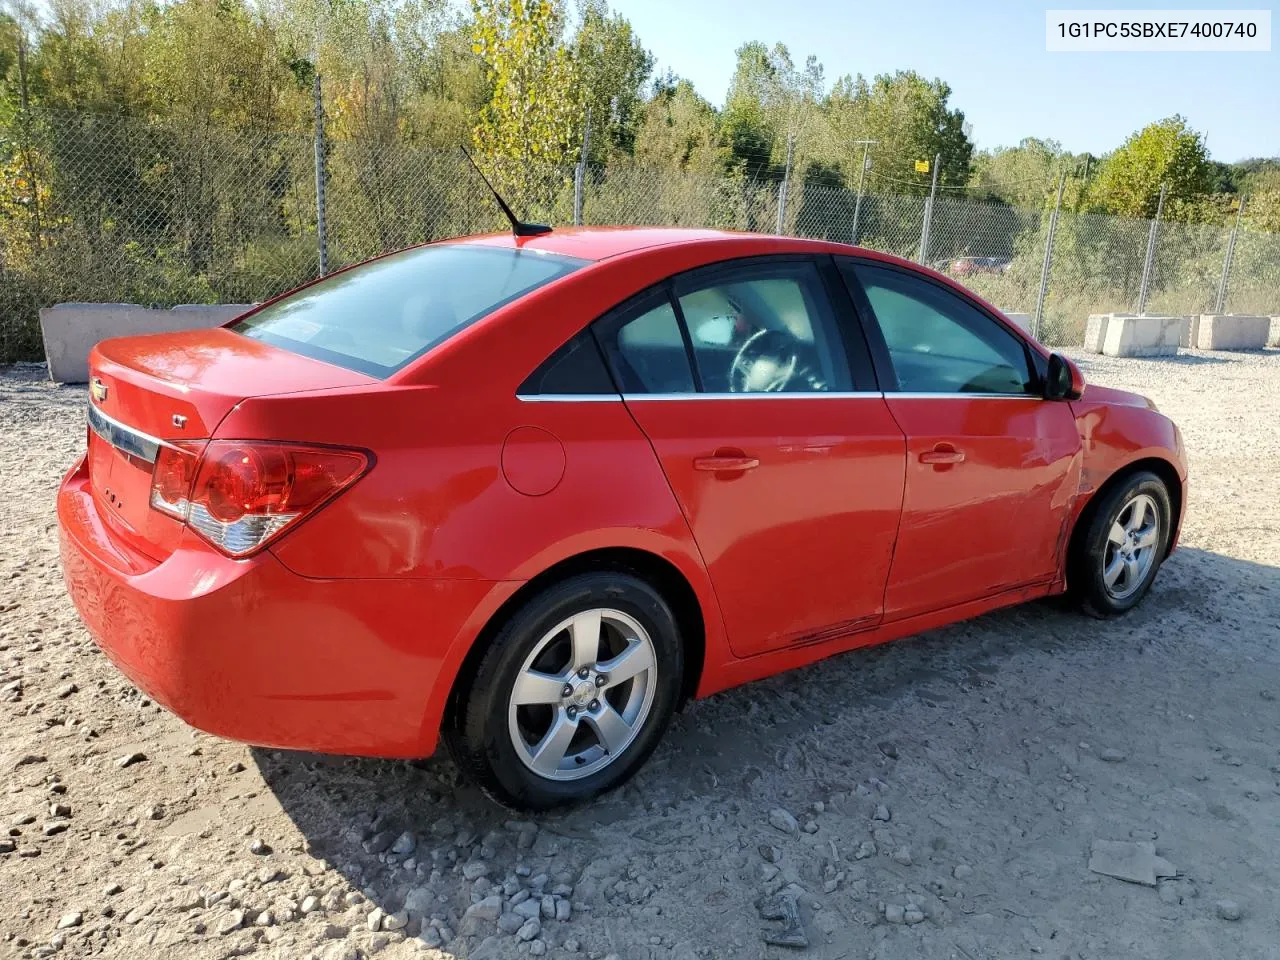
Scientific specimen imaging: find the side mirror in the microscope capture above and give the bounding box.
[1044,352,1085,401]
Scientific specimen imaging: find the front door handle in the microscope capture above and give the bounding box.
[919,445,965,465]
[694,454,760,472]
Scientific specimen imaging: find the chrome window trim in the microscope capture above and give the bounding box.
[86,402,163,464]
[517,390,1040,402]
[515,394,623,402]
[622,391,887,401]
[888,392,1042,400]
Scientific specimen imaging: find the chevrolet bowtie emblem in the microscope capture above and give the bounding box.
[90,377,108,403]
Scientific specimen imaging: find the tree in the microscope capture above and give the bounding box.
[471,0,582,204]
[720,41,823,179]
[1086,116,1214,222]
[823,70,972,193]
[633,72,722,173]
[571,0,652,163]
[968,138,1065,208]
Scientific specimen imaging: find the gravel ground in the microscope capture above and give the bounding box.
[2,348,1279,960]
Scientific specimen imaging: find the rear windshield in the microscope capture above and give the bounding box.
[232,244,586,377]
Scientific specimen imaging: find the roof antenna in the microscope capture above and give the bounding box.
[459,147,552,237]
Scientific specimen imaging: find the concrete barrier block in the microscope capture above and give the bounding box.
[1002,312,1033,336]
[1100,315,1181,358]
[1179,315,1200,348]
[39,302,254,383]
[1083,313,1112,353]
[1194,314,1269,351]
[1268,315,1280,347]
[1084,313,1140,353]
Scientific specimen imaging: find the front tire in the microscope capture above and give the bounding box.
[1069,471,1171,618]
[445,572,683,810]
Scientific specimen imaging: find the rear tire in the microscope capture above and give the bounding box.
[1068,471,1171,618]
[445,572,683,810]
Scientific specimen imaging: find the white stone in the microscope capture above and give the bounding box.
[1268,316,1280,347]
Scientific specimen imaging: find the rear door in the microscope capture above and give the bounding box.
[838,258,1081,620]
[594,256,907,659]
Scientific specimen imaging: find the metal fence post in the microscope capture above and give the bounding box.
[1137,182,1166,314]
[776,135,794,234]
[917,152,941,264]
[1214,195,1246,313]
[1033,174,1066,341]
[312,71,329,277]
[574,108,591,226]
[850,138,876,246]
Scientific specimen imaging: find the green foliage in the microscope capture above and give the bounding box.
[968,138,1067,208]
[571,0,652,162]
[823,70,973,193]
[1086,116,1214,222]
[471,0,582,206]
[722,41,823,178]
[633,73,723,173]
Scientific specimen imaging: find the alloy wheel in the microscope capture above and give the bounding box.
[506,608,658,781]
[1102,493,1161,601]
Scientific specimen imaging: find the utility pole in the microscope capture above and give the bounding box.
[1214,195,1246,314]
[1137,182,1167,314]
[776,134,795,234]
[849,138,878,246]
[1033,172,1067,340]
[573,107,592,226]
[918,152,941,265]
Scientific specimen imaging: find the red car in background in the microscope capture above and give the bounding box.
[948,256,1011,277]
[58,228,1187,809]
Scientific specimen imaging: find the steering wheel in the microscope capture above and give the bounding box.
[728,329,800,393]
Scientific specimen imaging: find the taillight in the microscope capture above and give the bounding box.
[150,444,202,519]
[148,441,368,557]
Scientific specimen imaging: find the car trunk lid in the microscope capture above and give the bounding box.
[86,327,376,561]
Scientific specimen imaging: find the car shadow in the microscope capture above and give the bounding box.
[252,545,1280,953]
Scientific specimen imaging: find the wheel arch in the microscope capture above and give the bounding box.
[1068,455,1184,569]
[442,546,709,735]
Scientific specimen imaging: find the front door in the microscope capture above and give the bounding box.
[840,259,1082,620]
[593,257,906,658]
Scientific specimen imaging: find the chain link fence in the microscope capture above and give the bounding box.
[3,108,1278,363]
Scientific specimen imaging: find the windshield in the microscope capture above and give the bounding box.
[232,244,587,377]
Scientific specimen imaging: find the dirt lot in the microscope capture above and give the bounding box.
[2,348,1279,960]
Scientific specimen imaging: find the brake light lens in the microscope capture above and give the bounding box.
[150,443,202,519]
[148,441,368,557]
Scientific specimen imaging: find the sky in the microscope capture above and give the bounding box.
[609,0,1279,163]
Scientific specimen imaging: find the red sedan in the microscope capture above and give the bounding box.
[58,228,1187,809]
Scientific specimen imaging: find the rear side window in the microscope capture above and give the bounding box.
[595,295,697,394]
[233,245,586,378]
[518,331,616,395]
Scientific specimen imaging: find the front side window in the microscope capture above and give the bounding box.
[676,262,852,393]
[850,263,1034,395]
[234,244,586,378]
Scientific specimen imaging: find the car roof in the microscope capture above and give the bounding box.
[455,226,780,262]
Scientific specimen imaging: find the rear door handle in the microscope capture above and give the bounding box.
[919,445,965,465]
[694,455,760,472]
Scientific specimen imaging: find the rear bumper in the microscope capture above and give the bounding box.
[58,456,501,757]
